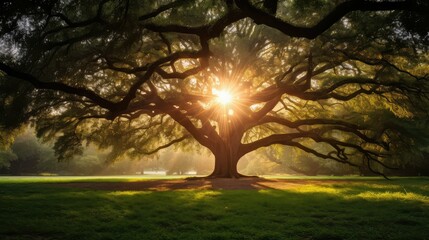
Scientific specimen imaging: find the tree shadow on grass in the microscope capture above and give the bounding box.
[53,178,361,191]
[53,178,278,191]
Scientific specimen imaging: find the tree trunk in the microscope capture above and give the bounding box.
[208,151,239,178]
[205,116,252,178]
[207,140,249,178]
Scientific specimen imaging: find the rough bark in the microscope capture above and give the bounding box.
[208,143,241,178]
[206,118,252,178]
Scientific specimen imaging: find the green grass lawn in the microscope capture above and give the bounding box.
[0,176,428,240]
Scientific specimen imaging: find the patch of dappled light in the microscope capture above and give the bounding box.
[270,184,429,204]
[348,192,429,204]
[107,191,152,196]
[290,185,348,195]
[192,191,221,200]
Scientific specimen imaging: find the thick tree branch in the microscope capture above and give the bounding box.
[257,115,365,130]
[235,0,415,39]
[138,0,188,21]
[142,9,246,40]
[240,129,389,168]
[0,62,117,110]
[158,101,214,150]
[138,135,190,155]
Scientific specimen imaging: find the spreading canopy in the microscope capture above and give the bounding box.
[1,0,428,177]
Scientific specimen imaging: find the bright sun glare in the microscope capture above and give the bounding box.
[213,89,233,105]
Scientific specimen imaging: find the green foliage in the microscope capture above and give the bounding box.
[397,0,429,45]
[0,78,33,131]
[0,0,428,176]
[0,150,16,169]
[0,128,19,151]
[53,132,83,162]
[4,130,56,175]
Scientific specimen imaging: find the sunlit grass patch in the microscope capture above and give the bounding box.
[192,191,222,200]
[284,179,429,204]
[289,185,347,194]
[107,191,152,196]
[352,191,429,203]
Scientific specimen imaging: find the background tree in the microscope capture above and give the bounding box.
[0,129,56,175]
[0,150,16,173]
[0,0,428,178]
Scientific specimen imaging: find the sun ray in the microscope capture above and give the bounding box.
[213,89,233,105]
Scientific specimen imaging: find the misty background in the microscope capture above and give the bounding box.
[1,128,428,176]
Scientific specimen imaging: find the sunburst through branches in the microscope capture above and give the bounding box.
[212,89,234,105]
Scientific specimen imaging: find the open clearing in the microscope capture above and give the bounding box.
[1,176,428,240]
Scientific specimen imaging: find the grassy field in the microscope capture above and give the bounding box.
[0,176,428,240]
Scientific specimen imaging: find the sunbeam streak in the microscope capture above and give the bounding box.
[213,89,233,105]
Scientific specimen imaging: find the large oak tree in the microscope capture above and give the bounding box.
[1,0,428,177]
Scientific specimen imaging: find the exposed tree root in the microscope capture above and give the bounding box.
[186,173,259,180]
